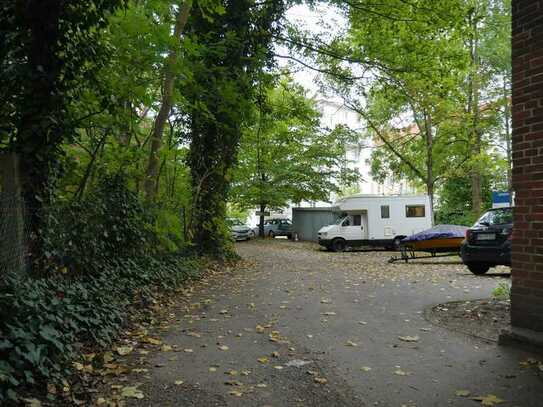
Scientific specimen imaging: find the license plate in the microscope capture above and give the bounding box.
[477,233,495,240]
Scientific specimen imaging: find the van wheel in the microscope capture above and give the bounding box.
[467,263,490,275]
[332,238,346,252]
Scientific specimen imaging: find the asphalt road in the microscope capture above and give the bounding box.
[124,239,542,407]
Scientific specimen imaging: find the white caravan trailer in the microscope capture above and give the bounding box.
[317,194,432,252]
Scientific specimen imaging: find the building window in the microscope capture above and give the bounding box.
[406,205,426,218]
[353,214,361,226]
[381,205,390,219]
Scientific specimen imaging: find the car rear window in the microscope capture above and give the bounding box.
[477,208,513,226]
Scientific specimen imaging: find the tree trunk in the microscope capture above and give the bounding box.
[15,0,63,270]
[468,10,482,216]
[423,112,435,224]
[143,0,192,202]
[259,203,266,237]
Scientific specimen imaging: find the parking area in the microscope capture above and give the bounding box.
[123,239,541,407]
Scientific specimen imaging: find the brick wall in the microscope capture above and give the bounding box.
[511,0,543,332]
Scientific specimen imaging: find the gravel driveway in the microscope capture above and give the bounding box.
[116,239,542,407]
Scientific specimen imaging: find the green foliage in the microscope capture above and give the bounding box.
[0,176,201,402]
[45,175,155,270]
[299,0,511,217]
[492,281,511,301]
[185,0,286,257]
[230,76,359,212]
[435,176,494,225]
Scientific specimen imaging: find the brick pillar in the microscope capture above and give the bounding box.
[511,1,543,332]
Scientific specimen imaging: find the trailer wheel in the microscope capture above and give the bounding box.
[392,237,403,251]
[331,238,346,252]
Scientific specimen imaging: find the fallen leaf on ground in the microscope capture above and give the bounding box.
[209,367,218,372]
[174,380,184,385]
[286,359,312,368]
[226,370,238,376]
[225,380,243,386]
[273,365,284,370]
[321,299,332,304]
[116,346,134,356]
[229,390,243,397]
[346,340,358,347]
[470,394,505,406]
[218,345,229,351]
[183,348,193,353]
[321,311,336,316]
[120,386,144,399]
[394,369,409,376]
[456,390,471,397]
[255,325,265,333]
[83,353,96,362]
[398,335,420,342]
[314,377,327,384]
[256,383,267,388]
[258,357,269,364]
[161,345,172,352]
[271,351,280,358]
[103,352,114,363]
[143,337,161,345]
[22,399,41,407]
[360,366,372,372]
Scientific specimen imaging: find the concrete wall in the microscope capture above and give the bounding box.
[292,207,338,241]
[511,0,543,332]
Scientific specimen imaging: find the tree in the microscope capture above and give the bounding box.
[230,76,359,236]
[184,0,285,256]
[1,0,125,267]
[280,0,511,220]
[314,0,471,219]
[143,0,192,202]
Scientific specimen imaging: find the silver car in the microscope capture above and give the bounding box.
[226,218,251,241]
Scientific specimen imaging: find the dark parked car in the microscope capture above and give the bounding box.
[461,207,513,275]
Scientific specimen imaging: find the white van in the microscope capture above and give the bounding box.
[317,194,432,252]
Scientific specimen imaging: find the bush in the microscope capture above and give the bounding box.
[492,281,511,300]
[0,176,201,403]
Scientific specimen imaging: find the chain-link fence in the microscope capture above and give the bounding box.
[0,193,29,283]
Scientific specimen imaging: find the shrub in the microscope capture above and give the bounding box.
[0,176,201,403]
[492,281,511,300]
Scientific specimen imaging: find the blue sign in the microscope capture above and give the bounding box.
[492,191,511,208]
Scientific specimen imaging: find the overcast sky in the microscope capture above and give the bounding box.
[280,4,346,96]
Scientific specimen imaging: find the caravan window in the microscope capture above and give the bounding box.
[381,205,390,219]
[353,215,361,226]
[406,205,426,218]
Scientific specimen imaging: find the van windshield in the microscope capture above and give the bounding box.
[335,216,347,225]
